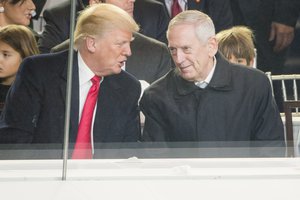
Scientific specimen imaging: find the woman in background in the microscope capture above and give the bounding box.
[0,24,39,102]
[0,0,36,27]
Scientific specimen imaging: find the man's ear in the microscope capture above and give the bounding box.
[85,36,97,53]
[208,36,218,57]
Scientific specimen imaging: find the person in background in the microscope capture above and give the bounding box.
[0,0,35,27]
[216,26,255,67]
[38,0,170,53]
[156,0,233,33]
[40,0,172,84]
[140,10,283,143]
[0,4,141,159]
[0,24,39,103]
[0,0,41,42]
[133,0,170,43]
[29,0,46,30]
[230,0,300,111]
[230,0,300,73]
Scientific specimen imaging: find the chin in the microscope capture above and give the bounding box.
[181,73,194,82]
[113,68,122,74]
[23,19,31,25]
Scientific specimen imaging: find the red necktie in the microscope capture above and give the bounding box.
[72,76,101,159]
[171,0,182,18]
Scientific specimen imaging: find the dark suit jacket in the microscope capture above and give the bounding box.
[230,0,300,112]
[156,0,233,33]
[140,52,284,142]
[52,32,173,84]
[134,0,170,43]
[38,0,170,53]
[38,1,83,53]
[0,51,141,145]
[230,0,300,73]
[32,0,47,20]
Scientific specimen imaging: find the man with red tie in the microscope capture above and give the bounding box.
[0,4,141,159]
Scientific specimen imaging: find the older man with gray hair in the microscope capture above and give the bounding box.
[140,10,284,143]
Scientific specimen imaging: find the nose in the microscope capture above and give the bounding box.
[123,44,132,57]
[172,49,185,65]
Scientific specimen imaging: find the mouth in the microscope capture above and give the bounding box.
[118,60,127,68]
[25,10,36,19]
[178,64,192,70]
[25,13,32,19]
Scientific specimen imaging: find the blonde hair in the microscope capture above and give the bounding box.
[216,26,255,65]
[167,10,215,44]
[74,3,139,49]
[0,24,39,58]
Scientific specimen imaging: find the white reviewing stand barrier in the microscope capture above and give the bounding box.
[0,158,300,200]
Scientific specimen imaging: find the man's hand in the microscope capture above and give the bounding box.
[269,22,294,53]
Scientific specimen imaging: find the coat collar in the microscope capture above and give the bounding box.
[208,52,233,91]
[175,52,233,96]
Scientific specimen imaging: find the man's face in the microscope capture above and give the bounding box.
[168,24,217,82]
[105,0,135,16]
[88,29,133,76]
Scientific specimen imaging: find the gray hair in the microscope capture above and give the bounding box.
[167,10,215,44]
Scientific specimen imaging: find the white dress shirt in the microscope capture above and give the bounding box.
[195,56,217,88]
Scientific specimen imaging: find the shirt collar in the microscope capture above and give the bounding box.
[166,0,187,4]
[165,0,187,14]
[176,52,233,96]
[195,56,217,87]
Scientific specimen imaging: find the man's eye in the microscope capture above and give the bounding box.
[169,48,176,54]
[182,47,191,53]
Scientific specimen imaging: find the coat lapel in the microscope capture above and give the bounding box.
[93,73,123,142]
[208,52,233,91]
[174,52,233,98]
